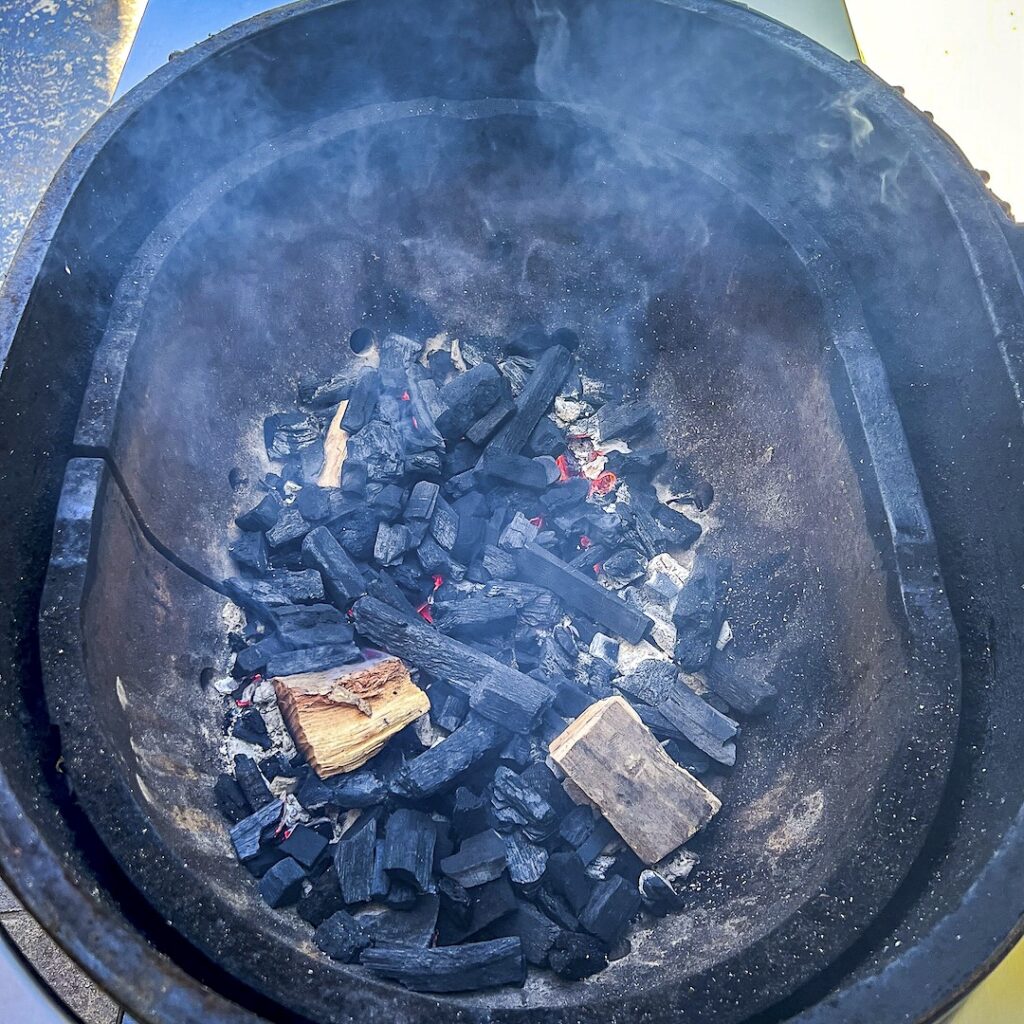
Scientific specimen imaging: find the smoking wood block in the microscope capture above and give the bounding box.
[440,829,507,888]
[703,657,777,715]
[352,597,552,727]
[392,715,509,799]
[318,399,350,488]
[335,817,377,905]
[383,808,436,893]
[516,543,652,645]
[360,937,525,993]
[301,527,366,607]
[273,655,429,778]
[548,696,720,864]
[490,345,574,455]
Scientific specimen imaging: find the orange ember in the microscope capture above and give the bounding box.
[555,454,574,482]
[416,602,434,623]
[432,574,444,591]
[529,516,544,528]
[589,471,617,496]
[579,535,592,549]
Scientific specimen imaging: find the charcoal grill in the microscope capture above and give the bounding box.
[1,2,1023,1023]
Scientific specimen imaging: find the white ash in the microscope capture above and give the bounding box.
[716,619,734,650]
[586,854,618,881]
[654,847,700,891]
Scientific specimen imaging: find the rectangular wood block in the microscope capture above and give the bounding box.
[549,695,720,864]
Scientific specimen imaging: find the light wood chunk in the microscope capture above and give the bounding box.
[549,695,720,864]
[273,655,428,778]
[318,399,349,487]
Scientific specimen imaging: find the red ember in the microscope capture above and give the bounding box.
[555,454,575,482]
[416,602,434,624]
[593,562,603,575]
[401,390,411,401]
[432,574,444,591]
[529,516,544,528]
[579,535,592,549]
[589,471,618,496]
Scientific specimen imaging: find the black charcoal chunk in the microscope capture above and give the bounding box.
[235,492,282,532]
[259,856,306,908]
[544,851,594,914]
[703,656,777,715]
[348,420,404,482]
[527,416,566,457]
[652,503,702,550]
[231,709,271,750]
[383,808,436,893]
[615,659,678,705]
[436,362,505,440]
[444,873,517,942]
[265,506,313,549]
[504,832,548,887]
[234,634,288,676]
[357,894,440,948]
[576,820,618,866]
[493,902,560,966]
[451,787,492,841]
[490,346,574,455]
[478,451,548,490]
[299,366,367,407]
[315,910,371,963]
[374,522,411,566]
[340,370,381,433]
[225,570,325,610]
[548,932,608,980]
[335,818,377,905]
[213,774,250,824]
[301,527,366,607]
[265,413,320,460]
[440,829,507,888]
[295,484,332,521]
[559,805,597,849]
[229,530,269,572]
[601,548,647,587]
[579,875,642,945]
[498,512,540,551]
[279,824,329,869]
[466,397,515,446]
[593,400,655,444]
[406,480,440,520]
[233,753,274,809]
[265,642,361,678]
[639,869,685,916]
[360,937,525,993]
[298,868,346,926]
[229,800,282,862]
[433,597,515,640]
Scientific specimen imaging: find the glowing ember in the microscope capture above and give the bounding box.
[555,454,574,482]
[579,535,592,549]
[432,574,444,591]
[401,390,411,401]
[412,416,419,429]
[529,516,544,528]
[593,562,603,575]
[235,699,251,708]
[589,471,618,496]
[416,602,434,623]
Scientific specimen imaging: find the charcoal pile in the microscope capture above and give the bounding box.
[213,327,777,992]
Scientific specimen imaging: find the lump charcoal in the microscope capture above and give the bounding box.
[371,838,391,900]
[657,683,738,767]
[492,902,560,966]
[406,447,444,478]
[451,514,486,564]
[498,512,539,551]
[442,873,517,943]
[535,888,578,932]
[663,739,712,776]
[242,845,287,879]
[265,642,361,678]
[481,544,517,579]
[298,366,368,408]
[325,768,388,809]
[352,597,552,725]
[544,851,594,914]
[430,496,459,550]
[452,786,492,841]
[213,774,250,824]
[368,483,405,522]
[440,829,507,888]
[329,506,381,561]
[234,753,274,809]
[430,685,469,733]
[315,910,371,963]
[639,868,685,916]
[232,708,272,750]
[499,355,535,395]
[541,476,589,512]
[703,656,777,715]
[264,413,320,460]
[579,874,642,945]
[651,503,702,550]
[527,416,566,457]
[622,503,671,558]
[446,441,483,479]
[672,557,731,670]
[438,876,473,930]
[393,715,507,799]
[484,580,561,629]
[466,396,516,446]
[341,459,368,495]
[265,506,312,549]
[379,333,421,388]
[229,800,282,862]
[229,530,268,572]
[383,808,436,893]
[492,766,556,838]
[590,632,620,666]
[366,569,418,615]
[382,880,420,909]
[506,324,550,357]
[335,817,377,905]
[436,362,505,440]
[615,659,678,705]
[225,570,324,612]
[478,451,548,491]
[592,400,655,444]
[576,819,619,866]
[559,805,597,849]
[259,856,306,908]
[490,346,574,455]
[433,596,516,640]
[547,932,609,980]
[347,420,404,483]
[360,937,525,993]
[516,543,652,645]
[234,634,288,676]
[295,484,332,522]
[235,492,282,532]
[273,620,355,651]
[356,894,440,948]
[601,548,647,587]
[470,673,541,734]
[298,867,346,926]
[405,479,439,520]
[279,824,329,869]
[340,369,381,433]
[301,527,366,607]
[609,445,667,476]
[374,522,411,566]
[504,832,548,887]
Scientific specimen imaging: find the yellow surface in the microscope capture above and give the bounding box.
[846,0,1024,219]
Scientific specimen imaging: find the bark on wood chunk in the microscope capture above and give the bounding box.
[318,399,349,487]
[548,696,720,864]
[273,655,428,778]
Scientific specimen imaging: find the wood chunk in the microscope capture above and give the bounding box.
[383,808,437,893]
[703,656,777,715]
[301,527,366,607]
[335,817,377,905]
[273,655,429,778]
[440,829,507,888]
[578,875,641,945]
[516,543,652,644]
[360,937,525,993]
[393,715,509,799]
[352,597,552,727]
[318,400,350,487]
[489,346,574,455]
[548,696,720,864]
[229,800,282,862]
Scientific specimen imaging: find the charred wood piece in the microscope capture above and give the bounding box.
[360,937,525,993]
